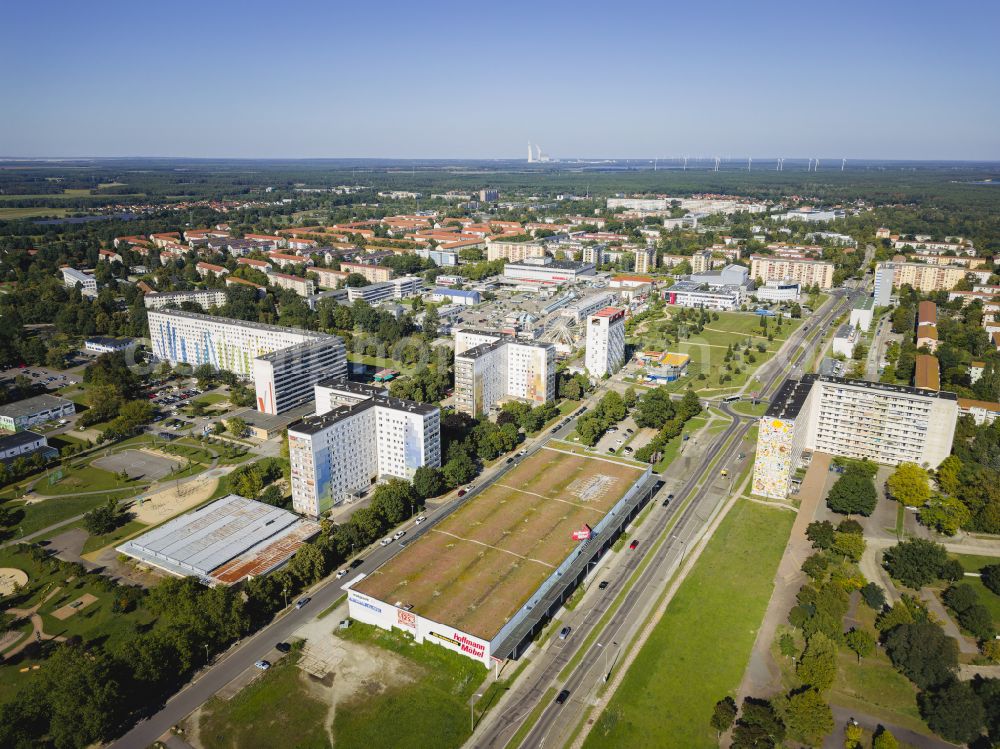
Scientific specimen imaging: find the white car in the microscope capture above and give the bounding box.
[336,569,348,579]
[254,660,271,670]
[393,530,406,541]
[380,538,392,547]
[414,516,427,525]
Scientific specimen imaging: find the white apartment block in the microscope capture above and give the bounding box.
[607,197,670,211]
[873,261,981,299]
[634,247,657,274]
[581,244,605,265]
[147,309,345,415]
[750,255,835,289]
[585,307,626,378]
[691,250,712,274]
[61,267,97,295]
[288,379,441,516]
[271,272,316,297]
[486,240,547,263]
[453,330,556,416]
[340,262,393,284]
[346,276,422,304]
[143,289,228,310]
[752,375,958,499]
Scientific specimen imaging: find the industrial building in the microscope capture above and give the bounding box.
[585,307,626,378]
[117,494,320,586]
[147,309,346,415]
[453,331,556,416]
[288,380,441,517]
[347,448,655,666]
[560,291,620,323]
[749,255,835,290]
[0,394,76,433]
[752,375,958,499]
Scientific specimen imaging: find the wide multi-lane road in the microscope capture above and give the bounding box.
[470,290,857,749]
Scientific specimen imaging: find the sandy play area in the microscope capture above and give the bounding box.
[0,568,28,597]
[132,472,220,524]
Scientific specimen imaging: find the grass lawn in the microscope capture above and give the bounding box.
[193,393,228,406]
[346,352,418,377]
[583,499,794,749]
[949,552,1000,573]
[332,622,486,749]
[730,400,768,418]
[7,490,141,539]
[652,415,707,472]
[830,650,925,733]
[198,653,330,749]
[0,207,70,220]
[34,463,141,497]
[0,544,156,707]
[80,518,147,555]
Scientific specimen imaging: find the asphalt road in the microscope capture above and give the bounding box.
[470,290,856,749]
[109,292,858,749]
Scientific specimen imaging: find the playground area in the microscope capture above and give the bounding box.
[130,471,220,525]
[0,568,28,597]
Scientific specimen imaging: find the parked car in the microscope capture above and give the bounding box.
[254,660,271,670]
[629,540,639,550]
[555,689,571,705]
[559,626,572,640]
[662,497,671,507]
[380,538,392,546]
[295,597,311,609]
[414,516,427,524]
[598,580,609,590]
[275,642,291,653]
[336,569,348,579]
[393,530,406,541]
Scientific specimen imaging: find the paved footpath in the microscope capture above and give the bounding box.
[734,452,832,701]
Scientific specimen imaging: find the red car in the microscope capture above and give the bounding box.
[629,540,639,550]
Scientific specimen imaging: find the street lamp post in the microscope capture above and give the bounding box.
[470,692,483,732]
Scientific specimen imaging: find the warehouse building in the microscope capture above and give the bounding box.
[117,495,320,585]
[0,394,76,433]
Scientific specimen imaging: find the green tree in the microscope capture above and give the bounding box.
[919,680,985,744]
[710,696,737,734]
[633,387,675,429]
[982,564,1000,596]
[732,698,785,749]
[412,466,445,500]
[805,520,835,550]
[826,469,877,516]
[883,622,959,689]
[886,462,931,507]
[935,455,962,495]
[882,538,949,589]
[443,450,476,487]
[845,628,876,662]
[193,363,217,388]
[783,688,833,746]
[860,582,886,611]
[211,421,226,436]
[797,632,838,691]
[286,543,327,585]
[227,416,247,438]
[872,727,899,749]
[918,495,970,535]
[232,466,264,499]
[83,498,124,536]
[832,531,865,562]
[370,479,415,525]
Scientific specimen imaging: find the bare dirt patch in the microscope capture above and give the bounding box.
[51,592,98,620]
[0,567,28,596]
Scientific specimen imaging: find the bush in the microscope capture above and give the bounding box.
[982,564,1000,596]
[860,582,886,611]
[883,622,958,689]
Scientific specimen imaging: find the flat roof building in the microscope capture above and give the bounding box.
[61,267,97,296]
[585,307,626,378]
[752,375,958,499]
[147,309,346,415]
[0,431,56,464]
[503,258,596,285]
[0,394,76,433]
[453,330,556,416]
[288,379,440,517]
[144,289,228,310]
[750,255,835,290]
[117,494,320,585]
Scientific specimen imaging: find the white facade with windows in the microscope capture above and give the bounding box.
[585,307,626,377]
[143,289,228,310]
[453,330,556,416]
[148,309,345,415]
[61,267,97,295]
[288,380,441,516]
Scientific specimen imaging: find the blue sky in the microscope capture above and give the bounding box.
[2,0,998,159]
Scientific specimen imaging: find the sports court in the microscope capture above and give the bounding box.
[93,449,179,481]
[353,447,646,641]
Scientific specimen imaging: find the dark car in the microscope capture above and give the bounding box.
[667,493,675,501]
[275,642,291,653]
[555,689,571,705]
[662,498,671,507]
[349,558,364,569]
[598,580,609,590]
[629,540,639,550]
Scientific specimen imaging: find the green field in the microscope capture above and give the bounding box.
[331,622,486,749]
[197,653,330,749]
[0,207,71,220]
[34,463,141,497]
[6,489,142,539]
[630,310,801,394]
[583,500,794,749]
[193,392,228,406]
